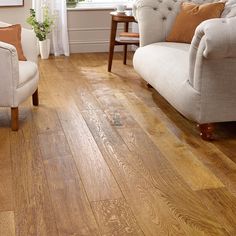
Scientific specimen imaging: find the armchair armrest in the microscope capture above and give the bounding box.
[21,28,38,64]
[0,41,19,106]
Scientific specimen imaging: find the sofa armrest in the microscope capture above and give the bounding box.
[196,17,236,59]
[0,41,19,106]
[133,0,181,47]
[189,17,236,90]
[21,28,38,64]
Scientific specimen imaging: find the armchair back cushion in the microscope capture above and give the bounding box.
[166,2,225,43]
[0,24,26,61]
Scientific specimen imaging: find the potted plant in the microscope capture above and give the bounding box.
[66,0,79,8]
[27,7,54,59]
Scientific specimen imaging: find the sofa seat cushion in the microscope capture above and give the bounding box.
[133,42,200,121]
[134,42,190,86]
[18,61,38,87]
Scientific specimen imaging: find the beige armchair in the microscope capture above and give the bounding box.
[0,22,39,131]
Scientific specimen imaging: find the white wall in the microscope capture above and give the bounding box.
[68,9,136,53]
[0,0,32,28]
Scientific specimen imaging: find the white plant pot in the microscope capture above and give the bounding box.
[39,39,50,59]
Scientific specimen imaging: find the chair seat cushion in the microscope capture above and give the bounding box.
[18,61,38,87]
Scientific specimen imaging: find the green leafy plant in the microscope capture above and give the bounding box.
[27,7,54,41]
[66,0,79,7]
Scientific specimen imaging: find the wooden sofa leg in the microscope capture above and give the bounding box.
[197,123,214,141]
[32,89,39,106]
[11,107,19,131]
[147,83,153,88]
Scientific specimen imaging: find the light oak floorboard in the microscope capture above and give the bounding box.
[81,109,220,235]
[0,126,13,212]
[91,198,144,236]
[56,98,123,202]
[44,157,100,236]
[11,110,58,236]
[0,211,15,236]
[115,92,224,191]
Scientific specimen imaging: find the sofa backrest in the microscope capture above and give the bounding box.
[133,0,236,46]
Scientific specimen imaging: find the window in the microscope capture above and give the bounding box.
[78,0,133,7]
[80,0,132,3]
[67,0,133,10]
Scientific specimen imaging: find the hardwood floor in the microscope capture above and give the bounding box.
[1,52,236,235]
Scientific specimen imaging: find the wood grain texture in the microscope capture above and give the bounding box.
[39,74,123,202]
[56,98,123,202]
[92,199,143,236]
[33,89,101,235]
[117,128,230,235]
[115,92,224,191]
[11,110,58,236]
[0,211,15,236]
[43,157,100,236]
[197,188,236,235]
[81,109,213,235]
[32,104,62,134]
[0,127,13,212]
[91,85,138,129]
[38,131,72,160]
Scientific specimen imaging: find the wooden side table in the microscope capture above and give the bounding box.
[108,11,139,72]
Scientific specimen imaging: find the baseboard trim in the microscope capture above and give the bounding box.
[69,40,109,45]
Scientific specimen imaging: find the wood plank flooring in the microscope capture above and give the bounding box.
[1,52,236,235]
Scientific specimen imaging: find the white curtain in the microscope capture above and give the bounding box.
[32,0,70,56]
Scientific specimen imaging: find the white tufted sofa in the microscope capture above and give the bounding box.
[133,0,236,139]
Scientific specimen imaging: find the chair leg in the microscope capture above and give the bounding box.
[11,107,19,131]
[32,89,39,106]
[197,123,214,141]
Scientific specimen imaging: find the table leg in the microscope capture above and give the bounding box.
[108,19,117,72]
[123,22,129,65]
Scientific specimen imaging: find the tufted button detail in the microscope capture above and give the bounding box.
[162,16,167,20]
[168,7,172,11]
[153,7,158,10]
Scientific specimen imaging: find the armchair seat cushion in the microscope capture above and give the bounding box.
[18,61,38,87]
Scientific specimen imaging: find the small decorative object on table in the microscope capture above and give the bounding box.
[27,7,54,59]
[115,4,126,13]
[66,0,79,8]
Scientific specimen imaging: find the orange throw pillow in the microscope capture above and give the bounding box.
[166,2,225,43]
[0,24,26,61]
